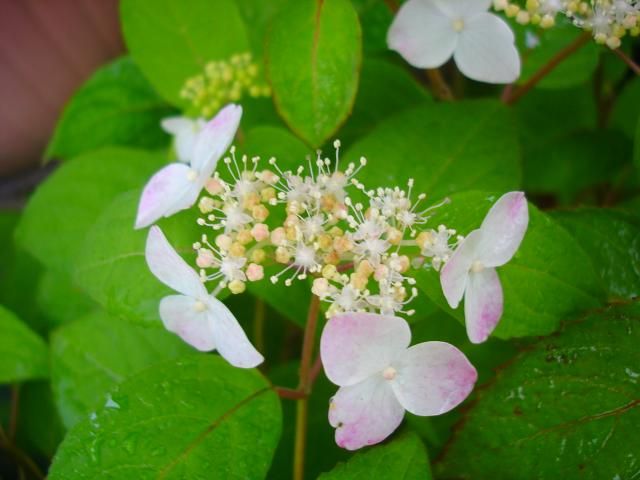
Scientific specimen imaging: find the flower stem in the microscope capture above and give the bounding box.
[502,32,591,105]
[425,69,455,101]
[613,48,640,76]
[293,294,321,480]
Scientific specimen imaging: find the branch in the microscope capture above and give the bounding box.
[613,48,640,76]
[502,32,591,105]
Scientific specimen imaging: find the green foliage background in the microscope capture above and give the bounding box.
[1,0,639,479]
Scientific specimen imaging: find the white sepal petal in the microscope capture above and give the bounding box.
[440,229,484,309]
[135,163,200,229]
[160,295,216,351]
[320,312,411,387]
[191,104,242,174]
[453,12,521,84]
[391,341,477,416]
[464,267,504,343]
[477,191,529,267]
[387,0,458,69]
[208,297,263,368]
[145,226,207,299]
[329,377,405,451]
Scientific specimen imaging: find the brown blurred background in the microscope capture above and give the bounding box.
[0,0,124,184]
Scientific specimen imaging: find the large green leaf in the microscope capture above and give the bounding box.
[437,302,640,479]
[318,432,432,479]
[46,57,174,161]
[551,208,640,300]
[611,78,640,139]
[36,270,96,329]
[0,305,48,383]
[338,57,431,146]
[73,190,200,326]
[48,355,281,479]
[634,117,640,170]
[415,192,605,339]
[352,0,394,53]
[522,130,631,204]
[50,310,191,429]
[15,148,165,274]
[120,0,249,106]
[267,0,362,147]
[345,101,522,200]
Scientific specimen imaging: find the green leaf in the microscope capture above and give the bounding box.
[267,0,362,147]
[15,381,65,458]
[15,148,165,274]
[437,303,640,480]
[516,25,598,90]
[73,190,200,326]
[634,117,640,170]
[0,211,42,331]
[48,355,281,480]
[236,0,288,57]
[414,191,605,339]
[51,310,191,429]
[120,0,249,106]
[240,125,310,172]
[318,432,432,479]
[0,305,48,383]
[522,130,631,204]
[352,0,394,54]
[36,270,96,329]
[345,101,522,200]
[338,57,431,145]
[550,208,640,300]
[611,78,640,139]
[46,57,174,161]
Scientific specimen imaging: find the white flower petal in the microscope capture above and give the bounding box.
[145,226,207,299]
[387,0,458,69]
[433,0,492,18]
[160,294,216,351]
[208,297,263,368]
[391,341,477,416]
[440,229,484,309]
[464,267,504,343]
[160,117,193,135]
[453,12,521,84]
[329,377,405,450]
[320,312,411,387]
[135,163,201,229]
[191,104,242,175]
[477,191,529,267]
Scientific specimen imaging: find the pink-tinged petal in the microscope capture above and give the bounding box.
[145,226,207,299]
[208,297,263,368]
[440,229,484,309]
[391,341,477,416]
[477,191,529,267]
[191,104,242,175]
[160,295,216,351]
[135,163,200,229]
[464,267,503,343]
[329,377,404,450]
[453,12,521,84]
[321,313,411,387]
[433,0,491,18]
[387,0,458,69]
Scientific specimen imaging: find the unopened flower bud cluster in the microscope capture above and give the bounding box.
[493,0,639,48]
[193,141,462,318]
[181,52,271,118]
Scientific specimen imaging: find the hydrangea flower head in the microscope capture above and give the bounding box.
[135,104,242,229]
[440,192,529,343]
[387,0,521,84]
[145,225,263,368]
[321,312,477,450]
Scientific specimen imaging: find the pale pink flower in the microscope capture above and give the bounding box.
[440,192,529,343]
[135,104,242,229]
[320,312,477,450]
[387,0,521,84]
[145,225,263,368]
